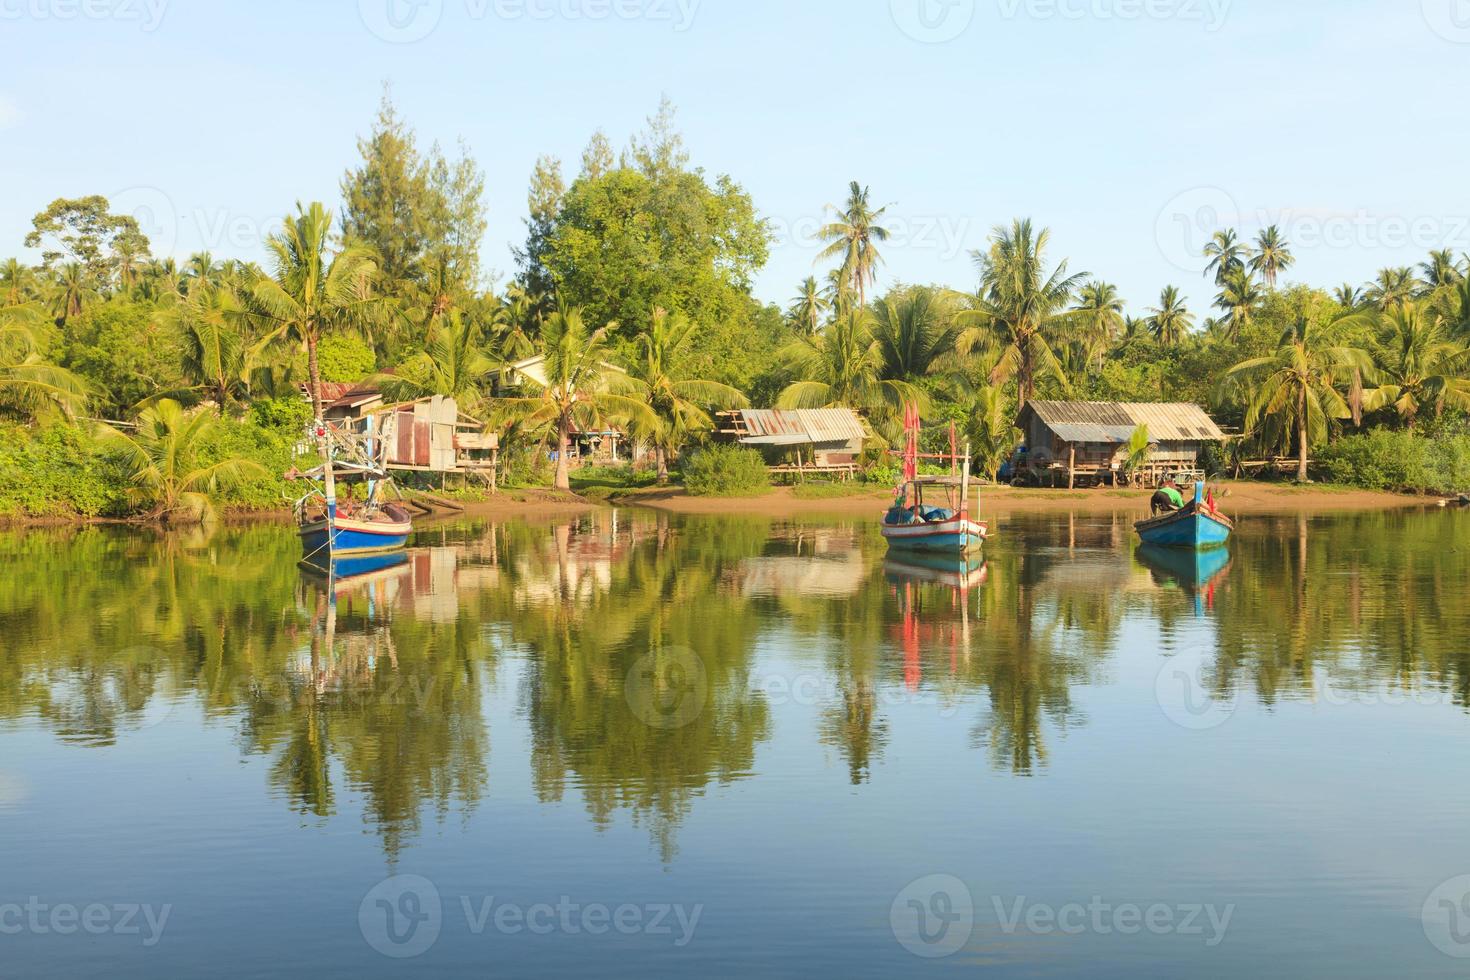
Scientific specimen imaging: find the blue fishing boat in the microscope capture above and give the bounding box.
[291,420,413,562]
[881,406,988,556]
[1134,482,1232,548]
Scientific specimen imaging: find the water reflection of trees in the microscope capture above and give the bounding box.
[5,507,1470,861]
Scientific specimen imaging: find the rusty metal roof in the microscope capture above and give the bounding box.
[1023,401,1226,442]
[732,409,868,446]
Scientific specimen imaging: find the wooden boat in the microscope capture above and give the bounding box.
[291,420,412,561]
[881,407,988,555]
[1134,481,1232,549]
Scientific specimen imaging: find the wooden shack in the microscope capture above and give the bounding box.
[718,409,868,479]
[1014,400,1228,488]
[311,384,498,482]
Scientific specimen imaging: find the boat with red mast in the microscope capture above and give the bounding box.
[880,403,989,555]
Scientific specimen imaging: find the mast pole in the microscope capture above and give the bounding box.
[318,420,337,558]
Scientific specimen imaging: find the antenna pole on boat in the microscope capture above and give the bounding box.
[317,420,337,559]
[961,441,972,519]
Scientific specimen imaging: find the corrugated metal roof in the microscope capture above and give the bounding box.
[1024,401,1226,442]
[735,409,867,446]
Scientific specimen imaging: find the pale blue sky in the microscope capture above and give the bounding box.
[2,0,1467,315]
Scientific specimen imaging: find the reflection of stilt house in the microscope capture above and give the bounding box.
[718,409,869,479]
[312,384,499,484]
[1013,400,1227,489]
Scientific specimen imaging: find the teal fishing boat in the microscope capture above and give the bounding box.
[1134,482,1232,549]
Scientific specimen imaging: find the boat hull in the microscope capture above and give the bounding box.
[1134,508,1231,549]
[299,515,412,557]
[882,517,989,554]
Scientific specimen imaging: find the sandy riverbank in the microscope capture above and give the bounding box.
[612,481,1441,518]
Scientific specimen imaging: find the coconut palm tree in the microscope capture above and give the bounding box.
[1420,249,1464,293]
[1222,317,1374,481]
[168,283,252,414]
[1250,225,1295,289]
[787,276,829,336]
[1333,283,1365,310]
[870,286,962,383]
[1428,276,1470,340]
[139,258,185,304]
[495,305,656,491]
[1148,286,1195,346]
[954,219,1086,412]
[623,308,748,483]
[817,182,890,309]
[777,311,924,434]
[0,312,90,420]
[242,202,385,420]
[1203,229,1247,286]
[1,259,37,306]
[45,262,98,323]
[964,386,1018,483]
[1214,268,1262,342]
[1071,281,1126,374]
[1366,267,1417,312]
[1351,303,1470,428]
[97,399,267,523]
[377,313,499,416]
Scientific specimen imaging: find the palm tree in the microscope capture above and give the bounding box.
[1333,283,1364,310]
[46,262,98,323]
[1222,317,1374,481]
[168,283,252,414]
[242,202,384,420]
[870,286,962,382]
[777,311,923,433]
[954,219,1086,412]
[97,399,267,523]
[822,267,854,320]
[0,311,90,420]
[1420,249,1464,293]
[1,259,37,306]
[1250,225,1295,289]
[139,258,185,304]
[495,305,655,491]
[378,313,500,417]
[1366,267,1417,312]
[964,387,1018,483]
[1429,275,1470,340]
[623,308,748,483]
[787,277,829,336]
[817,182,890,309]
[1214,269,1261,342]
[1148,286,1195,346]
[1203,229,1247,286]
[1072,281,1126,374]
[1122,424,1153,481]
[1354,303,1470,428]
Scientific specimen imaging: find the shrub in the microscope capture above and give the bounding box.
[1318,429,1470,494]
[681,445,770,497]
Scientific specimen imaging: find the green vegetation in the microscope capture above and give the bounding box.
[2,93,1469,518]
[681,445,771,497]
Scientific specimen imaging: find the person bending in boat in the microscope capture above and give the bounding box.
[1150,479,1186,516]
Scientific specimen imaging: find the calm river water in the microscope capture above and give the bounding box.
[3,506,1470,978]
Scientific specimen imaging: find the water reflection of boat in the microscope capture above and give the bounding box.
[883,553,989,590]
[299,550,412,588]
[1135,544,1232,590]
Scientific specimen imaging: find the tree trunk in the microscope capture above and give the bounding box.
[306,329,324,421]
[1297,387,1310,482]
[656,446,670,485]
[554,420,571,491]
[217,381,228,417]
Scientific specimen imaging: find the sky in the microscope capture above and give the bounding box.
[2,0,1468,316]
